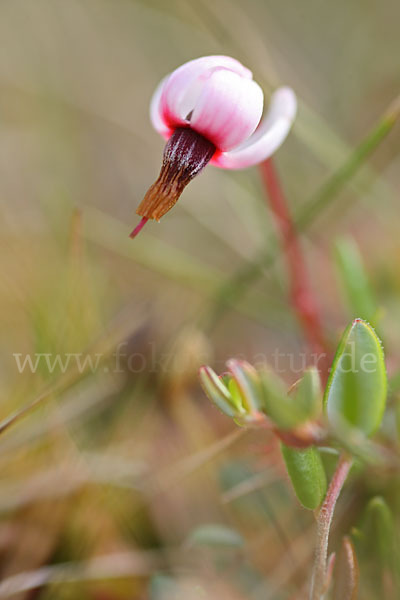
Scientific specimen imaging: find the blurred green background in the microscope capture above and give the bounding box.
[0,0,399,598]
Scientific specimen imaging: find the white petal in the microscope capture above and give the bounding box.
[211,87,297,169]
[149,76,172,139]
[190,69,263,151]
[160,56,253,128]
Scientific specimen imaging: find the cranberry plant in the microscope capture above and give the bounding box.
[200,317,390,599]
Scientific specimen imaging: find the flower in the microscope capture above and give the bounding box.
[130,55,297,238]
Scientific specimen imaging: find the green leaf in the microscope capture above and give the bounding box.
[324,319,387,436]
[186,524,244,548]
[226,359,263,414]
[290,366,322,422]
[227,377,245,411]
[260,367,317,429]
[363,496,396,566]
[335,237,377,324]
[199,366,238,417]
[280,444,327,510]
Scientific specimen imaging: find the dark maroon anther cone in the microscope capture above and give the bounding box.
[136,127,216,221]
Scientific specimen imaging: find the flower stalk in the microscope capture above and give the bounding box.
[259,158,330,375]
[309,454,353,600]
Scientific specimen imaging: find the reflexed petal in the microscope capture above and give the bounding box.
[160,55,253,129]
[149,76,173,139]
[190,69,263,151]
[211,87,297,169]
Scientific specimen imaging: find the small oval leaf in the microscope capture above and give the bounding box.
[186,524,244,548]
[199,366,237,417]
[363,496,396,565]
[290,366,322,422]
[335,237,377,324]
[324,319,387,436]
[260,367,317,429]
[226,359,263,414]
[280,443,327,510]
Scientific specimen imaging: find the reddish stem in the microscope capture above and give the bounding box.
[129,217,149,239]
[259,158,330,374]
[310,454,352,600]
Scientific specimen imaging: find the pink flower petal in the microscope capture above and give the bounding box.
[160,55,253,129]
[211,87,297,169]
[149,76,173,139]
[190,69,263,151]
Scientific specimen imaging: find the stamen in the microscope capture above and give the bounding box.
[136,127,216,221]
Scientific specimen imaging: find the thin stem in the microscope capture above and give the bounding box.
[310,454,353,600]
[205,95,400,330]
[129,217,148,239]
[259,159,330,374]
